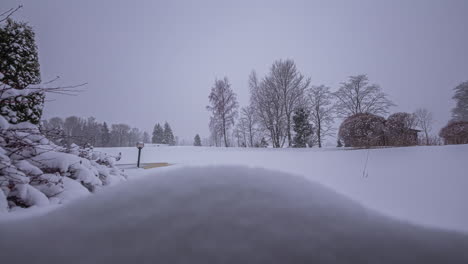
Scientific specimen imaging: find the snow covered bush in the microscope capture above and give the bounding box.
[0,88,45,124]
[385,112,419,146]
[338,113,386,148]
[0,116,126,211]
[439,121,468,145]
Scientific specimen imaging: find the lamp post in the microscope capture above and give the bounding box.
[136,142,144,168]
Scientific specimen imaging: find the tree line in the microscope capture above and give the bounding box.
[206,59,468,148]
[41,116,178,147]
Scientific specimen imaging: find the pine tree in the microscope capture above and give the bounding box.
[0,18,41,89]
[163,122,175,145]
[152,123,164,144]
[101,122,110,147]
[292,108,313,148]
[194,134,202,146]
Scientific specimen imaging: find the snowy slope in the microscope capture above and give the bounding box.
[1,166,467,264]
[99,145,468,233]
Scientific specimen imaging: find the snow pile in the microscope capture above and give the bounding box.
[0,120,127,213]
[0,166,467,263]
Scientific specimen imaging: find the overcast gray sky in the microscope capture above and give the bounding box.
[5,0,468,142]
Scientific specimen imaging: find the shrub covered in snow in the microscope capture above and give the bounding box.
[0,118,126,211]
[0,89,44,124]
[339,112,423,148]
[439,121,468,145]
[338,113,386,147]
[386,112,419,146]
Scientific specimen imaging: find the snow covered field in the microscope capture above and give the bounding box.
[1,145,467,263]
[102,144,468,233]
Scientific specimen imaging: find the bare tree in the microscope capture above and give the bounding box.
[208,116,222,147]
[128,127,142,147]
[110,124,130,147]
[142,131,150,143]
[308,85,335,148]
[206,77,239,147]
[249,70,286,148]
[0,5,22,23]
[334,75,395,117]
[414,108,433,145]
[240,106,257,147]
[234,117,248,147]
[264,59,310,146]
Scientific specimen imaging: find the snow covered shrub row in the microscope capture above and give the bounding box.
[385,112,419,146]
[339,112,420,148]
[338,113,387,148]
[439,121,468,145]
[0,116,126,213]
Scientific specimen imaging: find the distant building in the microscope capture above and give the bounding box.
[407,129,421,145]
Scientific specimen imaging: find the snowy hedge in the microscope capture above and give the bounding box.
[439,121,468,145]
[338,113,386,148]
[0,115,126,213]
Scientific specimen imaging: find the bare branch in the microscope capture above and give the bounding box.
[0,5,22,23]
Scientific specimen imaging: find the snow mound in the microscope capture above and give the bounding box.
[0,166,467,263]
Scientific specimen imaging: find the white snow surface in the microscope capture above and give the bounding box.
[0,116,9,130]
[1,166,467,263]
[100,145,468,233]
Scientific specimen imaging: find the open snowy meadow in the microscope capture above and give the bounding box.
[103,144,468,233]
[1,145,467,263]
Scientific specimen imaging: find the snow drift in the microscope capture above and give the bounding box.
[1,166,467,263]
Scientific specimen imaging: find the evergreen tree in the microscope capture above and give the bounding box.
[0,18,41,89]
[101,122,110,147]
[0,18,44,125]
[194,134,202,146]
[152,123,164,144]
[163,122,175,145]
[292,108,313,148]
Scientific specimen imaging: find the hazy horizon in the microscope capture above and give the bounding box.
[4,0,468,143]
